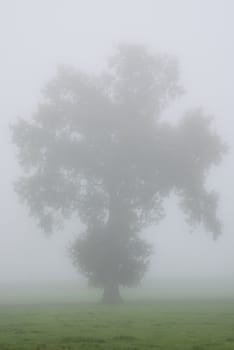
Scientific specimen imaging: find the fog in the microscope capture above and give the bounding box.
[0,0,234,293]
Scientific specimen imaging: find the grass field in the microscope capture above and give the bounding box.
[1,299,234,350]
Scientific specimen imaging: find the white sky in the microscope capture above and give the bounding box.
[0,0,234,282]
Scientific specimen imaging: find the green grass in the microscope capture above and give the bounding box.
[0,300,234,349]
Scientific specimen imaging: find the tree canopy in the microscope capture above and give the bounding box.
[12,45,226,303]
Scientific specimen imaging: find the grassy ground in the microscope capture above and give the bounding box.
[0,299,234,350]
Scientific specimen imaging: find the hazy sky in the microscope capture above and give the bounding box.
[0,0,234,282]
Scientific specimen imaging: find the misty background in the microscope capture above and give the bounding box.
[0,0,233,289]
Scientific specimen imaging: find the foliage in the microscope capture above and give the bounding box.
[12,45,226,296]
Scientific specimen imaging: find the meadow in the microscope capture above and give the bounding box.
[0,282,234,349]
[1,300,234,349]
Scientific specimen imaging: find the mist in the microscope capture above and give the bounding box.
[1,0,234,301]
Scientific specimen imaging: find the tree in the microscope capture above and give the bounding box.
[12,45,226,303]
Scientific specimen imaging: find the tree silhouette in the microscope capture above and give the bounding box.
[12,45,226,303]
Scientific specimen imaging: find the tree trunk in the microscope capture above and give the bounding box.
[102,282,123,304]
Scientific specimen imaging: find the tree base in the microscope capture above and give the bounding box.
[101,284,123,304]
